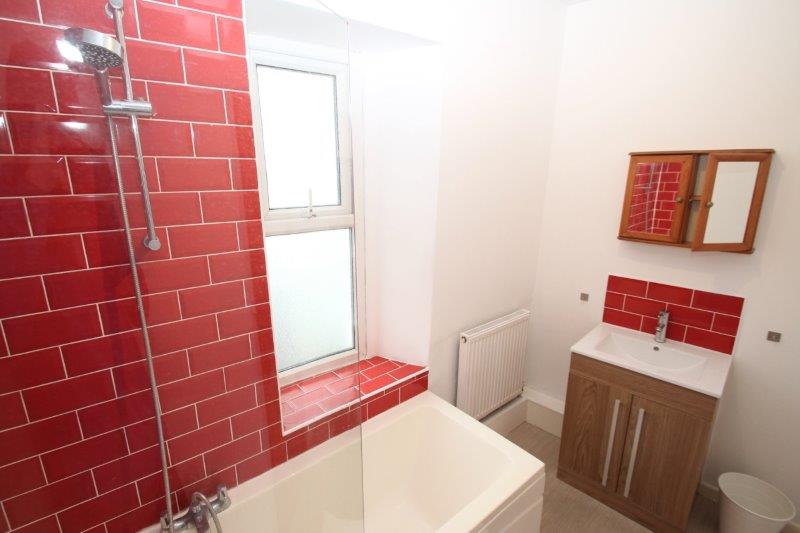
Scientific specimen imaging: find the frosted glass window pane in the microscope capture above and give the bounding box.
[266,229,355,371]
[257,65,341,209]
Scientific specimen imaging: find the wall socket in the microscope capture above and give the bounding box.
[766,331,782,342]
[580,292,590,302]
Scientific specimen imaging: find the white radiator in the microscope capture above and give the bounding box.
[456,309,531,419]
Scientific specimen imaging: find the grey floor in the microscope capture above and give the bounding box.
[506,422,718,533]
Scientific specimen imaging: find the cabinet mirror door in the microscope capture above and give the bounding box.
[692,152,771,252]
[619,155,695,243]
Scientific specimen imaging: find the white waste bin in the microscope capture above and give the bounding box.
[718,473,796,533]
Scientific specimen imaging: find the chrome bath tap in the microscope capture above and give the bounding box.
[654,310,669,343]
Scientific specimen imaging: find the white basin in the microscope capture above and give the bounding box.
[572,323,733,398]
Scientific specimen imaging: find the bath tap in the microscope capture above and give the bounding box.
[654,310,669,343]
[161,486,230,532]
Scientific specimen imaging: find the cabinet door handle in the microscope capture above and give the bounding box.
[601,399,621,487]
[623,407,646,498]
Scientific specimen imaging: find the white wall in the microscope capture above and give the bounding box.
[527,0,800,510]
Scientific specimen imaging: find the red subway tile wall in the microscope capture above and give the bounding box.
[0,1,417,531]
[603,275,744,354]
[626,162,681,235]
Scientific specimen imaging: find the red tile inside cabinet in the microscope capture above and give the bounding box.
[147,83,226,123]
[0,67,57,112]
[0,156,70,196]
[137,0,218,50]
[40,0,138,37]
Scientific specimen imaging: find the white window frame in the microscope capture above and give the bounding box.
[249,48,364,383]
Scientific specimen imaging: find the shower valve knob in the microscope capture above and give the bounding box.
[143,235,162,251]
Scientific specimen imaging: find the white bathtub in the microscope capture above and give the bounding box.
[145,391,544,532]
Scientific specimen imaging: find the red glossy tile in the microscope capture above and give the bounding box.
[168,419,231,464]
[126,39,184,83]
[23,371,115,420]
[604,291,624,310]
[168,222,239,258]
[4,472,95,529]
[290,386,333,410]
[231,400,280,438]
[361,360,400,380]
[187,335,250,374]
[0,67,57,111]
[295,371,339,392]
[318,388,358,411]
[218,18,245,54]
[325,373,359,395]
[225,91,251,124]
[365,389,399,419]
[692,290,745,316]
[641,316,686,342]
[259,420,283,448]
[43,265,132,308]
[136,119,194,156]
[329,409,362,437]
[78,390,155,437]
[0,156,70,196]
[235,444,286,483]
[0,198,30,238]
[41,430,128,482]
[607,275,648,297]
[93,445,160,494]
[286,424,328,459]
[389,364,424,381]
[126,192,203,228]
[40,0,138,37]
[53,73,147,116]
[602,307,642,330]
[148,82,226,122]
[0,277,47,319]
[138,0,218,50]
[193,124,255,157]
[57,483,139,533]
[0,392,27,430]
[138,256,211,294]
[0,412,82,464]
[0,0,39,21]
[3,305,102,354]
[125,404,197,452]
[400,374,428,402]
[14,516,61,533]
[98,292,182,334]
[249,329,274,356]
[178,280,245,318]
[184,49,248,90]
[217,303,270,338]
[175,466,236,508]
[712,313,740,336]
[254,377,278,405]
[158,370,224,412]
[243,276,268,305]
[0,21,63,70]
[7,112,110,155]
[224,354,275,390]
[61,329,144,376]
[27,194,121,235]
[148,314,218,356]
[67,155,159,195]
[623,296,666,317]
[666,303,714,329]
[685,327,735,355]
[0,113,10,153]
[0,457,46,500]
[200,190,260,221]
[113,350,190,396]
[204,432,260,474]
[157,158,231,191]
[197,385,256,426]
[0,235,86,279]
[179,0,241,17]
[209,249,266,282]
[646,282,693,306]
[0,348,64,394]
[230,158,257,189]
[360,373,394,395]
[137,455,205,504]
[107,500,167,533]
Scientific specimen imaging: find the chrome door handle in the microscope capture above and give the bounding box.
[601,399,621,487]
[623,407,645,498]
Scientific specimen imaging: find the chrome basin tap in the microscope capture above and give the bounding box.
[654,310,669,343]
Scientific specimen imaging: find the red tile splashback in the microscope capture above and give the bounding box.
[603,275,744,354]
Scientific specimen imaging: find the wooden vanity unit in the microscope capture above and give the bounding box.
[557,353,717,532]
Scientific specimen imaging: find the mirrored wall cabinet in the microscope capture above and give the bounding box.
[618,149,773,253]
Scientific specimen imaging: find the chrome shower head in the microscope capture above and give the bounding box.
[63,27,122,70]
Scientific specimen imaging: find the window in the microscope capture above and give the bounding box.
[251,52,358,375]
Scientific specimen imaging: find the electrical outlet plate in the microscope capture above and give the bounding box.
[766,331,781,342]
[580,293,589,302]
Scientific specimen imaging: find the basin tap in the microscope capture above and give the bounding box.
[654,310,669,343]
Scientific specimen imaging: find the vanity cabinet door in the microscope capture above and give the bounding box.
[616,396,710,528]
[558,372,631,491]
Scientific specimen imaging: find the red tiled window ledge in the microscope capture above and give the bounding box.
[280,356,427,433]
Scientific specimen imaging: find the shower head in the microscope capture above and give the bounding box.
[63,27,122,70]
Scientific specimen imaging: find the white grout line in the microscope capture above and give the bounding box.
[20,198,34,237]
[48,71,59,113]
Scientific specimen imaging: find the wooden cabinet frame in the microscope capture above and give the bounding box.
[618,149,774,253]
